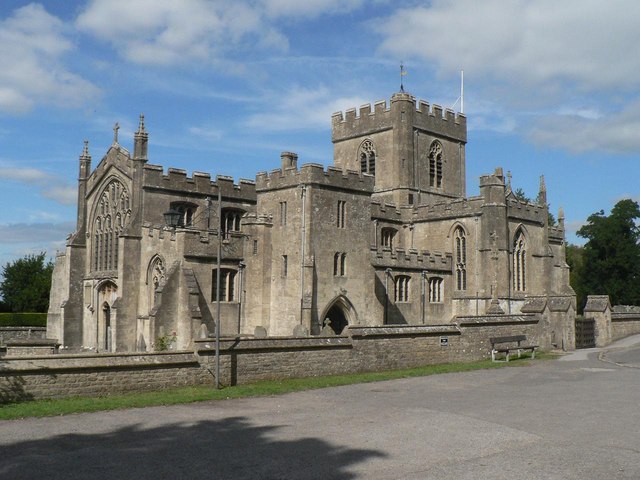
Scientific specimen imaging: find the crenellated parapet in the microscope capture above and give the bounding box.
[506,198,545,224]
[255,163,374,193]
[143,164,256,200]
[372,247,452,272]
[332,93,466,143]
[414,197,483,221]
[371,200,403,222]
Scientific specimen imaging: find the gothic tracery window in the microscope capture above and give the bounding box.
[358,139,376,176]
[429,141,443,188]
[92,179,131,272]
[454,227,467,291]
[513,230,527,292]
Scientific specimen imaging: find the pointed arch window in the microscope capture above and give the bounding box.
[513,230,527,292]
[454,227,467,291]
[170,202,197,227]
[92,179,131,272]
[147,256,165,309]
[429,141,443,188]
[358,139,376,176]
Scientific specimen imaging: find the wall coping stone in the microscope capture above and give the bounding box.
[194,336,351,354]
[347,325,460,338]
[456,314,539,327]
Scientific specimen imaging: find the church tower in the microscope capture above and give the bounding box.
[331,91,467,206]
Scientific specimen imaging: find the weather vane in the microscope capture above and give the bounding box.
[400,61,407,92]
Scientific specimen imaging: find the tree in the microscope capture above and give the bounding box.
[0,252,54,313]
[575,199,640,309]
[566,243,586,310]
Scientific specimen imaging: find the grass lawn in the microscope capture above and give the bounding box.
[0,353,549,421]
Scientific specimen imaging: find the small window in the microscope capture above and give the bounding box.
[381,228,397,249]
[282,255,288,277]
[394,275,410,302]
[280,201,287,226]
[212,269,237,302]
[337,201,346,228]
[333,252,346,276]
[170,202,197,227]
[253,240,258,255]
[429,277,443,303]
[408,193,414,205]
[221,208,244,237]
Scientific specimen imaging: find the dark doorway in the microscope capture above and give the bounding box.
[325,305,348,335]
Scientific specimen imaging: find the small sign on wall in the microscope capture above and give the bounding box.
[440,336,449,347]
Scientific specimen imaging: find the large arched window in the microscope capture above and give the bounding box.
[358,139,376,176]
[92,179,131,272]
[513,230,527,292]
[429,141,443,188]
[454,227,467,291]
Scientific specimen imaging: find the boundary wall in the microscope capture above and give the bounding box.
[1,317,543,403]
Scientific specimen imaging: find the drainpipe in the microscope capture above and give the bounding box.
[421,271,427,324]
[384,268,392,324]
[300,184,306,326]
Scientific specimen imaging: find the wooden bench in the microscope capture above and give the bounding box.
[490,335,538,362]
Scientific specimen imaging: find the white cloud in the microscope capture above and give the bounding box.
[245,86,370,131]
[0,4,99,113]
[76,0,288,67]
[259,0,365,18]
[0,222,75,245]
[528,101,640,154]
[378,0,640,93]
[0,166,76,206]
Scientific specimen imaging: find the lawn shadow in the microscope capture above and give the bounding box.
[0,415,386,479]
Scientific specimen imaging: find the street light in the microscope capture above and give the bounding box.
[163,208,181,229]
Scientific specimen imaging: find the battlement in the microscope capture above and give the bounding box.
[506,198,545,224]
[414,196,483,220]
[332,92,466,143]
[255,162,375,193]
[370,200,403,222]
[143,164,256,200]
[371,247,452,272]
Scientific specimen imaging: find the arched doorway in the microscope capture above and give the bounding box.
[321,296,357,335]
[325,305,348,335]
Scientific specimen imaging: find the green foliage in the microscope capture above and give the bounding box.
[566,243,586,310]
[575,199,640,309]
[0,253,53,313]
[0,312,47,327]
[154,331,177,351]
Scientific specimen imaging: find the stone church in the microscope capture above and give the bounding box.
[47,89,575,352]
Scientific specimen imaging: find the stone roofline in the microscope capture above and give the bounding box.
[255,162,375,192]
[143,164,256,199]
[331,92,467,143]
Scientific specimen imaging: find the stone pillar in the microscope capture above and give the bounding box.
[584,295,612,347]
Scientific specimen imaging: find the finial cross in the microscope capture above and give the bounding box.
[113,122,120,144]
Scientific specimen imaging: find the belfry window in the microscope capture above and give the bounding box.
[394,275,410,302]
[513,230,527,292]
[429,141,443,188]
[212,268,237,302]
[454,227,467,291]
[358,139,376,176]
[92,179,131,272]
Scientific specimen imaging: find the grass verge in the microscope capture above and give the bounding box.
[0,353,551,421]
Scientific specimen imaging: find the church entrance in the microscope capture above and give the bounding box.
[325,305,348,335]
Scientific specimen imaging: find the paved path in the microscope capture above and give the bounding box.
[2,337,640,480]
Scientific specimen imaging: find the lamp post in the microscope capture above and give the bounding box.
[163,208,181,230]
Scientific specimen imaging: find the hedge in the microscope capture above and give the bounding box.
[0,313,47,327]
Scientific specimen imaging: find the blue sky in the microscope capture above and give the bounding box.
[1,0,639,272]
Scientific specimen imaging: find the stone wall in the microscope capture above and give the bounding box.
[611,313,640,341]
[1,316,543,403]
[0,327,47,345]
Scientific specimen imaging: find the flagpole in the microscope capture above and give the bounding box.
[460,70,464,114]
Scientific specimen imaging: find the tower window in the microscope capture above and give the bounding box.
[333,252,347,276]
[337,200,346,228]
[394,275,410,302]
[381,228,397,249]
[429,141,443,189]
[282,255,288,277]
[212,268,237,302]
[280,201,287,226]
[358,139,376,176]
[221,208,244,238]
[429,277,443,303]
